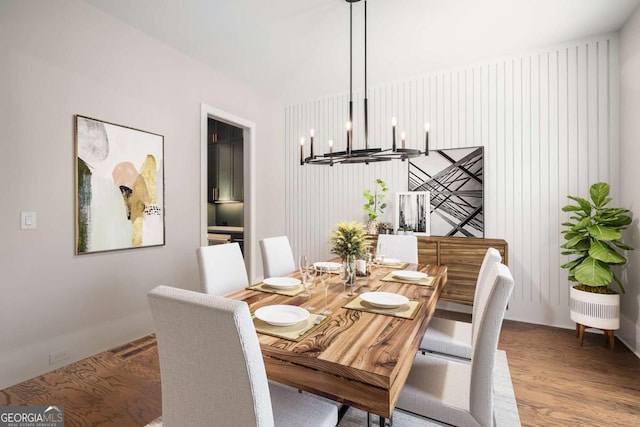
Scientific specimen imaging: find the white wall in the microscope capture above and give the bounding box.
[284,34,620,330]
[619,4,640,355]
[0,0,285,388]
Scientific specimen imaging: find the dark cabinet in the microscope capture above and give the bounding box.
[208,120,243,203]
[232,141,243,201]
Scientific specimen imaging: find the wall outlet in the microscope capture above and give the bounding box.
[49,350,69,365]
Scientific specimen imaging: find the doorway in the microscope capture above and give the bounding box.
[200,104,255,280]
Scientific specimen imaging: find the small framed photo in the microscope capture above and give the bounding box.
[395,191,430,235]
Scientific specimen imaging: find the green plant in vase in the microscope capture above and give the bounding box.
[560,182,633,343]
[363,178,388,234]
[560,182,633,294]
[329,221,370,260]
[329,221,370,287]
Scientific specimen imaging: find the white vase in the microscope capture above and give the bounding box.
[342,255,356,286]
[569,286,620,330]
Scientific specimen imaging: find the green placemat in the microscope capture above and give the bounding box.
[247,282,305,297]
[372,261,410,269]
[380,271,435,286]
[343,297,422,319]
[253,313,328,342]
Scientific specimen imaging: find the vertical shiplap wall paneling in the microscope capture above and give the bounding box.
[488,62,497,239]
[548,50,560,307]
[284,35,618,327]
[521,54,532,304]
[495,60,505,281]
[557,49,569,309]
[529,55,539,303]
[609,37,620,202]
[576,44,589,197]
[503,60,514,297]
[540,52,550,304]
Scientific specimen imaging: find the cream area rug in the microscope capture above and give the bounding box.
[337,350,521,426]
[147,350,520,426]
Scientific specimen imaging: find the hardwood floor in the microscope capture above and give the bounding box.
[1,315,639,426]
[501,320,640,427]
[0,335,161,427]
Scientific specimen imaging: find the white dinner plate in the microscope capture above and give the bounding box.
[254,305,310,326]
[360,292,409,309]
[314,262,342,271]
[379,258,402,266]
[392,270,428,281]
[263,277,301,289]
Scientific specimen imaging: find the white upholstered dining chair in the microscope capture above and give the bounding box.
[147,285,338,427]
[419,247,502,359]
[259,235,296,278]
[376,234,419,264]
[196,242,248,295]
[395,263,514,427]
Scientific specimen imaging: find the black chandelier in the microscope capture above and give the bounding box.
[300,0,430,166]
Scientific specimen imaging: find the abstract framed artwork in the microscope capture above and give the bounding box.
[75,115,165,254]
[408,146,484,237]
[394,191,430,235]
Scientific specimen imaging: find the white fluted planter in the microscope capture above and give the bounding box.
[569,286,620,330]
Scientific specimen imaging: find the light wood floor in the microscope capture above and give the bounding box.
[1,312,639,427]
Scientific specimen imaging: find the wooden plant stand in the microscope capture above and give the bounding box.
[576,323,615,351]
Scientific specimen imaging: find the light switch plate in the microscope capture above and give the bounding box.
[21,211,37,229]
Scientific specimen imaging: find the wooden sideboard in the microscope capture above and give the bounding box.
[370,235,508,306]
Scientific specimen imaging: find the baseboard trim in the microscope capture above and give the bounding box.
[618,314,640,358]
[0,311,154,390]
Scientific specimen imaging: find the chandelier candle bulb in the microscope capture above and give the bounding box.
[401,131,406,149]
[310,129,315,158]
[346,121,352,154]
[300,137,305,165]
[424,122,430,155]
[328,139,334,166]
[391,117,397,151]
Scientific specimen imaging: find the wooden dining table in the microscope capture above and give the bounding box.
[225,261,447,421]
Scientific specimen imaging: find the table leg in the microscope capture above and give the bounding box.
[366,412,390,427]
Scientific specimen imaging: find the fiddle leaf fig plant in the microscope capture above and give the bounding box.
[560,182,633,294]
[363,178,388,221]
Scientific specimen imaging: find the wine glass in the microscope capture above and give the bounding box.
[375,241,385,264]
[320,266,332,315]
[304,266,316,310]
[299,255,309,296]
[299,255,309,276]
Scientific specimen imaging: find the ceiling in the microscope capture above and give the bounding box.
[85,0,639,103]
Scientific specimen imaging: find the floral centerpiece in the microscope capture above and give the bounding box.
[329,221,370,260]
